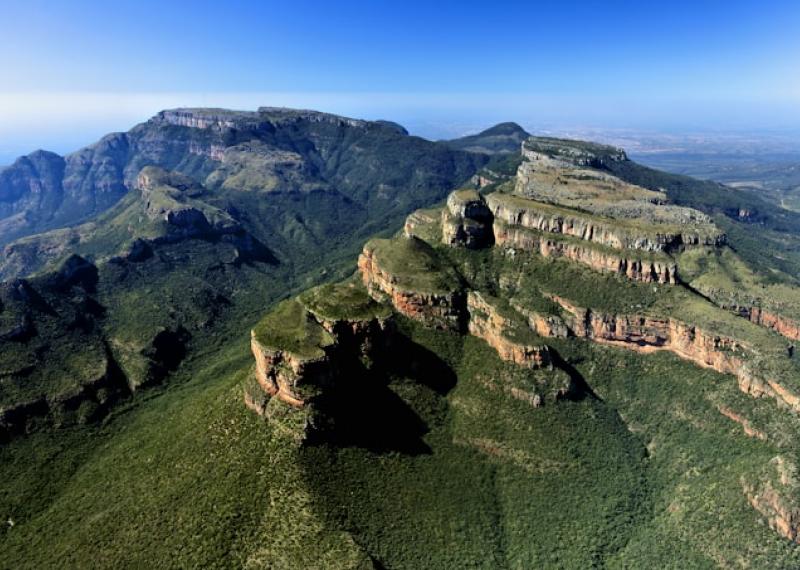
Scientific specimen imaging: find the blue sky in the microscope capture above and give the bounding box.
[1,0,800,162]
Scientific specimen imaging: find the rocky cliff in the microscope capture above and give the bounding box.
[247,283,393,441]
[466,291,551,369]
[358,237,466,331]
[494,221,678,284]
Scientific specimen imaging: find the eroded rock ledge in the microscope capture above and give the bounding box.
[494,222,677,284]
[467,291,551,369]
[743,457,800,542]
[358,237,465,331]
[535,295,800,413]
[247,283,393,441]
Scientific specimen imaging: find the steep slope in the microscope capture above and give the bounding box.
[6,127,800,568]
[238,141,800,566]
[0,108,491,439]
[445,122,531,155]
[0,107,487,248]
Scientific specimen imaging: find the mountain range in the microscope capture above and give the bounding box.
[3,108,800,568]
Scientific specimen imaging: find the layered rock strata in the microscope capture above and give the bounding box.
[441,189,494,249]
[248,287,393,441]
[543,295,800,412]
[494,222,677,284]
[466,292,551,368]
[486,192,723,254]
[358,241,465,331]
[743,457,800,542]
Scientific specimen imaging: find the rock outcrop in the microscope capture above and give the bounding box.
[724,304,800,342]
[358,238,466,331]
[487,192,721,254]
[743,457,800,542]
[494,222,677,284]
[247,284,394,441]
[441,189,494,249]
[467,292,551,368]
[543,294,800,412]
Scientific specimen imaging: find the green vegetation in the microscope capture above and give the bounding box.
[252,299,334,359]
[6,124,800,568]
[298,279,391,322]
[364,236,462,294]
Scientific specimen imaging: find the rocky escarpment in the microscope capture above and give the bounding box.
[247,283,393,441]
[358,237,466,331]
[487,193,722,254]
[743,457,800,542]
[721,303,800,342]
[535,294,800,412]
[441,189,494,249]
[494,222,677,284]
[467,291,551,369]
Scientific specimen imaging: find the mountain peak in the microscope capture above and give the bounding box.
[477,122,528,137]
[444,122,531,155]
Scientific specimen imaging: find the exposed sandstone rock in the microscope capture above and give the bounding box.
[358,241,465,331]
[250,333,332,408]
[248,286,394,442]
[441,189,493,249]
[743,457,800,542]
[510,302,570,338]
[545,294,800,412]
[494,222,677,284]
[466,291,551,369]
[723,304,800,342]
[487,193,721,253]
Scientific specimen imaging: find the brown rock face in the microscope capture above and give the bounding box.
[544,295,800,412]
[250,333,332,408]
[466,292,551,369]
[494,223,677,284]
[487,193,721,254]
[358,246,465,331]
[441,190,494,249]
[743,457,800,542]
[725,304,800,342]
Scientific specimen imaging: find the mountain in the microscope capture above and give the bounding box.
[4,120,800,567]
[444,121,531,155]
[241,137,800,566]
[0,108,487,248]
[0,108,492,438]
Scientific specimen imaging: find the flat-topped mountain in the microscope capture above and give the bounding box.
[245,135,800,566]
[0,107,488,248]
[6,114,800,567]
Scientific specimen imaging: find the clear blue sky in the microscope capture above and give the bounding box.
[1,0,799,162]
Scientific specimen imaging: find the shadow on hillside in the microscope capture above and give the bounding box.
[549,350,600,402]
[308,333,457,456]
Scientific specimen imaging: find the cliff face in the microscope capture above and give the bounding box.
[743,457,800,542]
[0,106,486,255]
[250,334,333,409]
[723,304,800,342]
[441,189,494,249]
[540,294,800,412]
[247,283,394,441]
[494,223,677,284]
[358,242,465,331]
[467,292,551,369]
[487,193,721,254]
